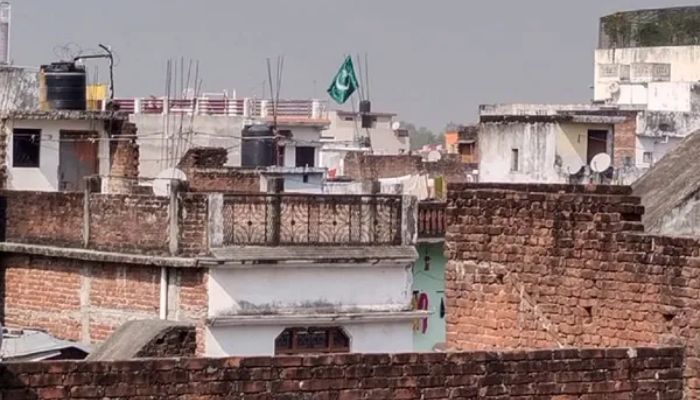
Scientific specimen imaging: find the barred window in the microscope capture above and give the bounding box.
[274,327,350,355]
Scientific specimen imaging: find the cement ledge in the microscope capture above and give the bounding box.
[207,310,430,327]
[0,242,198,267]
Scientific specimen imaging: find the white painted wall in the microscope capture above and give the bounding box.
[279,125,323,168]
[204,320,414,357]
[478,122,559,183]
[325,111,409,155]
[208,265,413,317]
[130,114,245,178]
[6,119,109,191]
[646,82,694,112]
[594,45,700,102]
[636,135,682,168]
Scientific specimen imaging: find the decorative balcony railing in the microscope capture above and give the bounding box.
[221,194,403,246]
[417,201,447,238]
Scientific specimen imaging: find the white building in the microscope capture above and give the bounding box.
[1,110,120,191]
[202,193,422,356]
[479,6,700,185]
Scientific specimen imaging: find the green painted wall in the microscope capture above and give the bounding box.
[412,242,446,351]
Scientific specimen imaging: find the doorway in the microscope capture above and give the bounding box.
[586,130,608,164]
[59,131,99,191]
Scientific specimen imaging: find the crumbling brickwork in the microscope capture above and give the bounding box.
[613,116,637,168]
[343,152,468,183]
[0,347,684,399]
[178,147,261,193]
[0,253,207,345]
[107,122,140,194]
[446,182,700,395]
[135,324,196,358]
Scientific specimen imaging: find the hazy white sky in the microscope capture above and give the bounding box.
[9,1,699,130]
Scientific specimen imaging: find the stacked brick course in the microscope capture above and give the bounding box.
[343,152,467,183]
[107,122,140,194]
[446,182,700,395]
[178,147,261,193]
[613,116,637,168]
[0,347,683,399]
[0,254,207,344]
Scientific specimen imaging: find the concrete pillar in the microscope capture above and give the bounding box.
[260,100,269,118]
[208,193,224,248]
[401,195,418,245]
[162,96,169,115]
[134,98,142,114]
[267,177,283,245]
[168,180,181,255]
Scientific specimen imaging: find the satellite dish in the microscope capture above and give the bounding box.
[608,81,620,94]
[427,150,442,162]
[153,168,187,197]
[391,121,401,131]
[590,153,611,173]
[562,158,584,175]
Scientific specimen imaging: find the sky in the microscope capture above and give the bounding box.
[9,0,700,131]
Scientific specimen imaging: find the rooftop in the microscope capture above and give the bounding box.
[1,110,128,121]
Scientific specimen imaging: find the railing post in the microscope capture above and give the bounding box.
[134,98,142,114]
[162,96,169,115]
[83,177,91,248]
[311,99,321,119]
[267,177,283,245]
[260,100,269,118]
[243,98,251,117]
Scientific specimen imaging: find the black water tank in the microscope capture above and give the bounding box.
[359,100,371,113]
[40,62,86,111]
[241,124,275,167]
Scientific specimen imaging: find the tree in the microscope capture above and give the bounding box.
[403,122,444,150]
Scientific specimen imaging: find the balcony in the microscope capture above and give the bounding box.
[214,194,404,246]
[417,201,447,240]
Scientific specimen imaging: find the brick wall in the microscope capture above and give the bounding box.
[3,191,84,247]
[613,116,637,168]
[88,194,170,254]
[344,152,468,183]
[445,182,700,395]
[177,147,261,193]
[135,324,196,358]
[0,254,208,345]
[0,347,683,399]
[0,190,210,256]
[107,122,140,194]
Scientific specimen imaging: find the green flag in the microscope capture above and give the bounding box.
[327,56,359,104]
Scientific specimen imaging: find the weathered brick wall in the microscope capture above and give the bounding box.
[2,191,83,247]
[0,191,210,256]
[0,253,207,345]
[344,152,468,183]
[0,347,683,399]
[613,116,637,168]
[135,325,196,358]
[187,169,261,193]
[107,122,140,194]
[445,182,700,395]
[88,194,170,254]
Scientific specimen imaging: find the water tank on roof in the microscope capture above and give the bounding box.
[241,124,275,167]
[39,62,86,111]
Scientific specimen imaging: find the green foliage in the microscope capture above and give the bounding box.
[602,8,700,48]
[403,122,444,150]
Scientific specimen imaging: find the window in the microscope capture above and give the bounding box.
[295,146,315,167]
[275,327,350,355]
[12,128,41,167]
[643,152,653,164]
[511,149,519,172]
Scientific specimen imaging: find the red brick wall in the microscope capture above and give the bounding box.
[445,182,700,395]
[88,194,170,254]
[0,191,210,256]
[0,347,684,399]
[107,122,140,194]
[3,191,84,247]
[613,116,637,168]
[0,254,208,345]
[186,169,261,193]
[343,152,468,183]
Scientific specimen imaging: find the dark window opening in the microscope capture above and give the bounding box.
[586,129,608,164]
[295,146,315,167]
[275,327,350,355]
[510,149,519,172]
[12,128,41,168]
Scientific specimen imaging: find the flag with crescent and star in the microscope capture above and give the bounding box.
[327,56,359,104]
